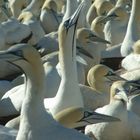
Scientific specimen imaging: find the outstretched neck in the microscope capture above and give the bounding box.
[16,59,47,140]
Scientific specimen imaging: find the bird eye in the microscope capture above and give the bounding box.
[115,88,120,93]
[64,18,70,29]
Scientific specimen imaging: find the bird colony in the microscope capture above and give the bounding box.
[0,0,140,140]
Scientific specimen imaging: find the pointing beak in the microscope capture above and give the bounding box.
[99,13,118,23]
[105,71,127,82]
[88,33,111,44]
[63,1,85,29]
[78,110,120,125]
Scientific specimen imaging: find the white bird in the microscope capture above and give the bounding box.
[103,3,129,47]
[76,28,110,83]
[85,80,140,140]
[0,44,91,140]
[40,0,62,34]
[44,1,85,116]
[86,0,114,26]
[121,0,140,56]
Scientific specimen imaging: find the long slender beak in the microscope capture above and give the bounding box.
[99,13,118,23]
[63,1,85,29]
[88,33,111,44]
[78,110,120,125]
[105,71,127,82]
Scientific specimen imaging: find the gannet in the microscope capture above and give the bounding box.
[86,0,114,25]
[40,0,62,34]
[76,28,110,81]
[44,1,86,116]
[103,4,129,47]
[0,44,92,140]
[90,15,122,59]
[85,80,140,140]
[121,0,140,56]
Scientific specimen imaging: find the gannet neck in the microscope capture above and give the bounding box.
[62,0,78,21]
[50,3,85,115]
[121,0,140,56]
[58,23,78,81]
[18,51,45,109]
[16,46,56,140]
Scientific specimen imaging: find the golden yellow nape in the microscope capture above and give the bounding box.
[87,64,113,93]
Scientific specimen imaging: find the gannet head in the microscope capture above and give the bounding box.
[110,81,129,103]
[87,64,125,93]
[110,79,140,103]
[42,0,57,12]
[96,0,114,16]
[77,27,110,45]
[87,64,114,93]
[133,40,140,54]
[58,1,85,52]
[100,6,128,24]
[0,44,41,70]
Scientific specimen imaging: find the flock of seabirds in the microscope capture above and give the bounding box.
[0,0,140,139]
